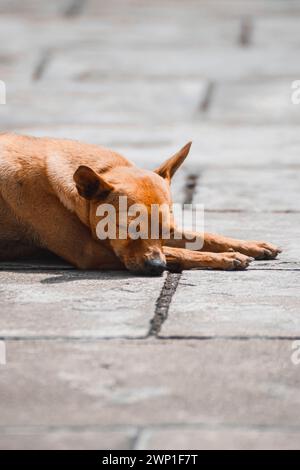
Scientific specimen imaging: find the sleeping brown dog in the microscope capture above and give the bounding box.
[0,134,281,275]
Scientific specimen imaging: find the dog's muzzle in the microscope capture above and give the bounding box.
[144,258,167,276]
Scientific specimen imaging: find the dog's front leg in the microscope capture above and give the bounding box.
[166,230,281,260]
[163,246,253,271]
[202,232,281,259]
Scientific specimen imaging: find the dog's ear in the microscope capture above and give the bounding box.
[154,142,192,181]
[73,165,113,200]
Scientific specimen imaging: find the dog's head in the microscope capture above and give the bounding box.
[73,142,191,275]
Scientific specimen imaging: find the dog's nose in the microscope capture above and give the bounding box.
[144,258,167,276]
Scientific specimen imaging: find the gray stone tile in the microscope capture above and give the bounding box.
[42,45,300,81]
[208,79,299,125]
[138,427,300,450]
[1,339,300,427]
[0,271,164,338]
[254,17,300,48]
[160,270,300,338]
[0,428,134,450]
[0,0,67,17]
[182,125,300,169]
[0,80,207,127]
[84,0,300,20]
[1,4,297,57]
[0,15,236,56]
[0,17,110,55]
[0,51,37,83]
[194,168,300,212]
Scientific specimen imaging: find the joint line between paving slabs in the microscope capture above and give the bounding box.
[148,272,182,337]
[200,81,214,112]
[184,173,199,205]
[148,173,201,337]
[239,16,253,47]
[33,49,52,81]
[63,0,86,17]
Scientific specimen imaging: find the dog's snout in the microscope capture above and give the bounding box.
[144,258,167,276]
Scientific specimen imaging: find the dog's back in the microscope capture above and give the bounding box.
[0,133,130,180]
[0,133,132,258]
[0,132,132,200]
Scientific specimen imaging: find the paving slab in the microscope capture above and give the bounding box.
[0,18,109,55]
[0,50,37,83]
[0,80,207,127]
[254,17,300,48]
[194,168,300,212]
[182,125,300,169]
[0,14,238,56]
[160,270,300,338]
[49,16,239,49]
[138,427,300,450]
[208,79,300,125]
[0,17,99,56]
[42,45,300,82]
[1,339,300,428]
[84,0,300,20]
[0,428,135,450]
[0,0,68,17]
[0,270,164,338]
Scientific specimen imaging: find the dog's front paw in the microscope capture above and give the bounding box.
[214,252,254,270]
[236,241,281,260]
[223,252,254,270]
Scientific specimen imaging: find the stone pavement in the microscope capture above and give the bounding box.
[0,0,300,450]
